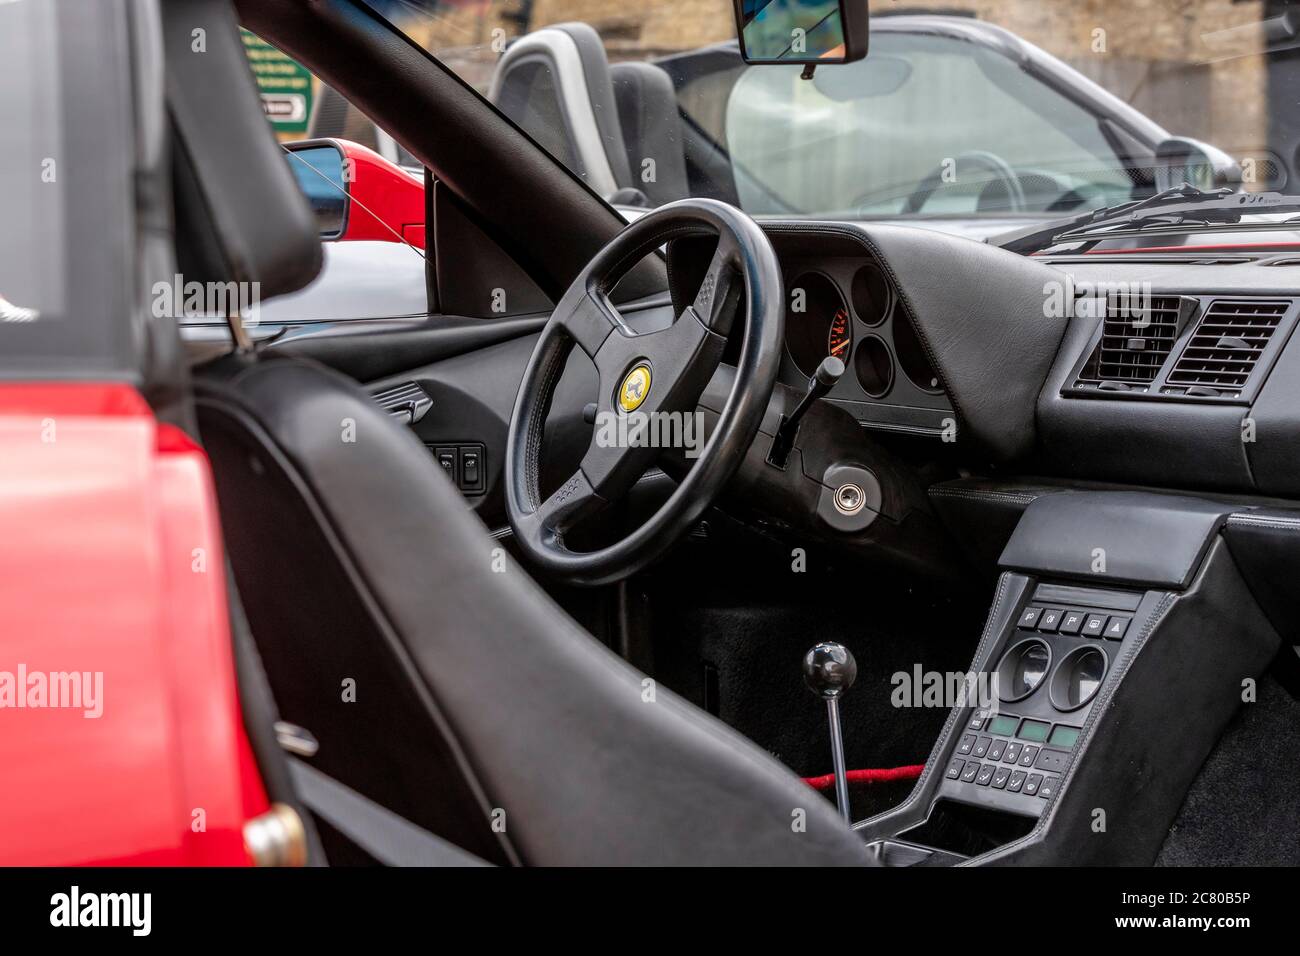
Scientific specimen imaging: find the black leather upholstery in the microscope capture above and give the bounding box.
[196,355,870,865]
[610,61,691,206]
[999,490,1231,589]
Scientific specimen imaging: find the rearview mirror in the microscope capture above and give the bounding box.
[734,0,869,65]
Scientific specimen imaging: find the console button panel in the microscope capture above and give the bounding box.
[940,582,1144,814]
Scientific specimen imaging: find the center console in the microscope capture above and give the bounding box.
[855,491,1281,866]
[943,583,1145,814]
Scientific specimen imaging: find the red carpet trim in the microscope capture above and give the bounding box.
[803,765,924,790]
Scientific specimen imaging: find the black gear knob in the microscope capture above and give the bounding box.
[803,642,857,700]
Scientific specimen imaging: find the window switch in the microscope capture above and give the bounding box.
[459,445,482,491]
[434,446,458,484]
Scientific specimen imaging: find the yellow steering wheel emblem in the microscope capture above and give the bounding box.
[618,364,652,413]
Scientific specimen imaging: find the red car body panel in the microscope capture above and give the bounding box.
[336,140,426,249]
[0,384,265,865]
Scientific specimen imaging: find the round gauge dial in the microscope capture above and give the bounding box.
[827,307,852,362]
[786,272,851,376]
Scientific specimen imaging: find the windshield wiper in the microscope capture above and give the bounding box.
[995,184,1300,254]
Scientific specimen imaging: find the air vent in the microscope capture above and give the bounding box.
[1166,300,1289,391]
[1087,294,1183,383]
[372,381,432,424]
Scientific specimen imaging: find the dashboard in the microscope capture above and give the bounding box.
[754,221,1300,499]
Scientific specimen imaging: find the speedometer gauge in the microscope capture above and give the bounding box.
[828,307,852,361]
[785,272,850,377]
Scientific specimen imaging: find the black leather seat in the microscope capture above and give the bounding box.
[170,0,869,866]
[611,61,692,206]
[196,355,870,865]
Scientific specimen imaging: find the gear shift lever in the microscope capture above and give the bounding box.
[803,642,858,823]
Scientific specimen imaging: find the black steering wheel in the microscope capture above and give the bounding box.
[505,199,783,586]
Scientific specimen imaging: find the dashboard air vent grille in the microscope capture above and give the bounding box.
[1092,294,1182,383]
[372,381,432,424]
[1166,300,1289,391]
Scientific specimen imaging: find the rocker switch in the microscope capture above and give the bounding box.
[434,447,458,484]
[460,447,482,489]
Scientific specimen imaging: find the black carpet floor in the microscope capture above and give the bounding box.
[1156,673,1300,866]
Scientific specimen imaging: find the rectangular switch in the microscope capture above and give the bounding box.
[433,446,458,485]
[459,445,482,492]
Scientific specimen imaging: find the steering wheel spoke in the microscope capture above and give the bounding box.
[518,468,607,547]
[556,289,618,359]
[691,233,743,335]
[578,412,668,501]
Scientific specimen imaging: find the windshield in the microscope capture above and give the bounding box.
[362,1,1291,239]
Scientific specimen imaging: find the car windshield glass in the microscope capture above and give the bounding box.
[361,1,1295,241]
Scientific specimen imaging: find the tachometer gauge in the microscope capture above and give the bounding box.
[828,307,852,361]
[785,272,850,376]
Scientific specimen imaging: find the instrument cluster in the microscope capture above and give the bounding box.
[782,258,953,436]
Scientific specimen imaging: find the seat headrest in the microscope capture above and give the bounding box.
[488,22,632,199]
[610,61,691,207]
[164,0,322,309]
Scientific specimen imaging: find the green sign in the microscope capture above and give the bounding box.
[241,29,313,135]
